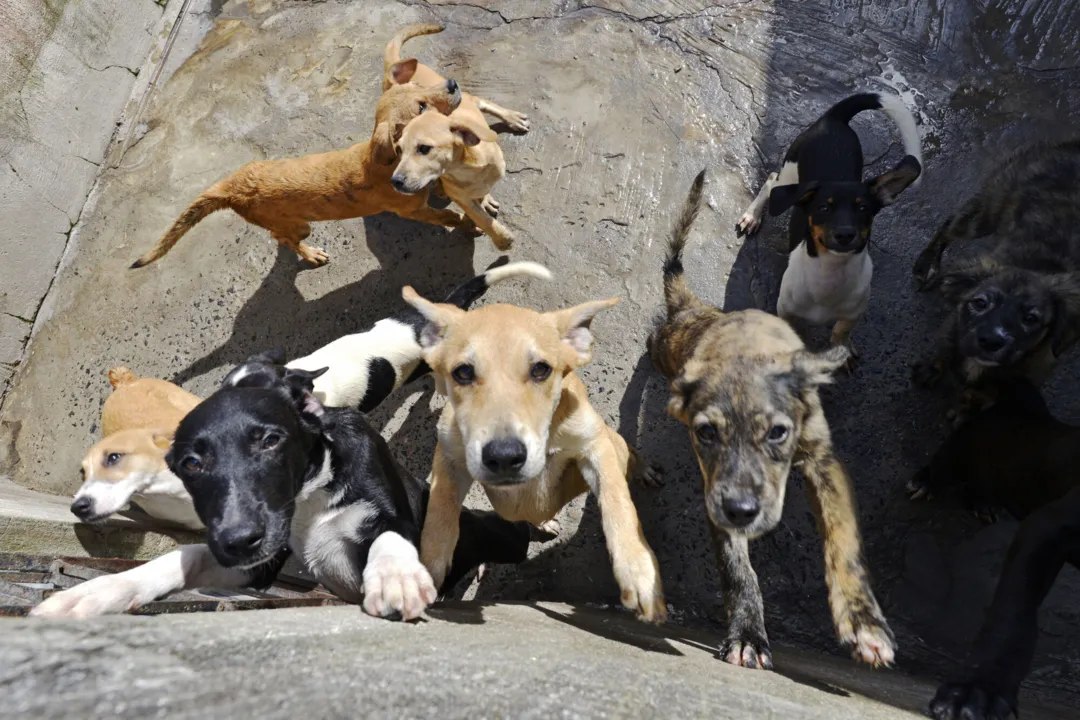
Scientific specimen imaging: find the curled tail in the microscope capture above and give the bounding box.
[663,169,707,317]
[441,258,553,310]
[383,23,443,85]
[826,91,923,185]
[130,193,228,268]
[108,367,139,389]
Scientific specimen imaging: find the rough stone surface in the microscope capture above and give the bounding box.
[1,602,1073,720]
[2,0,1080,710]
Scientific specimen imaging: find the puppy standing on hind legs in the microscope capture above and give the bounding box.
[651,169,895,668]
[737,91,923,366]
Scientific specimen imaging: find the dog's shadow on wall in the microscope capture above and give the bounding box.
[171,215,479,386]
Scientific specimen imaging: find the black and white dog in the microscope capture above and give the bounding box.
[736,91,922,363]
[31,359,530,620]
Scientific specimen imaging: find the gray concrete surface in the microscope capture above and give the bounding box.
[2,0,1080,711]
[3,601,1073,720]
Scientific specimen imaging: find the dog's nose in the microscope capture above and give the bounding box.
[977,330,1008,352]
[391,175,407,192]
[721,496,760,527]
[446,78,458,94]
[834,229,856,246]
[70,496,93,520]
[481,437,528,475]
[219,524,265,558]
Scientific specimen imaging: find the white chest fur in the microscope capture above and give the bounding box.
[777,245,872,325]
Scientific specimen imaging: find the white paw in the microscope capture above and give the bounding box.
[503,111,529,133]
[363,552,437,621]
[612,549,666,624]
[539,518,561,537]
[481,195,500,217]
[30,575,143,619]
[736,209,762,236]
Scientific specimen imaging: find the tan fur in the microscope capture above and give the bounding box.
[102,367,201,437]
[403,289,666,623]
[131,30,471,269]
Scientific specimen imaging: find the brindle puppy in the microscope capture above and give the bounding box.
[911,139,1080,416]
[648,169,894,670]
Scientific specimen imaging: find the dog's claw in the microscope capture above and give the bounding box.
[613,550,666,624]
[298,244,330,267]
[735,211,762,237]
[719,634,774,670]
[539,518,561,537]
[930,680,1017,720]
[362,552,437,621]
[481,195,500,217]
[906,469,932,501]
[836,613,896,668]
[912,250,940,290]
[502,111,529,133]
[635,461,665,488]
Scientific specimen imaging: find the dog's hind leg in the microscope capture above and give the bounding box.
[710,524,772,669]
[801,406,896,667]
[473,96,530,133]
[913,196,997,289]
[737,161,797,237]
[270,223,328,266]
[929,486,1080,720]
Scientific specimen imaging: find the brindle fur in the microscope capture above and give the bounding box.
[648,169,894,669]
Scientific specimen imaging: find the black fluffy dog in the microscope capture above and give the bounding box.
[909,379,1080,720]
[31,356,529,620]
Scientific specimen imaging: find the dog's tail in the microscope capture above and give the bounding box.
[441,259,553,310]
[825,92,923,185]
[384,23,443,75]
[130,192,229,269]
[108,367,139,389]
[663,169,707,317]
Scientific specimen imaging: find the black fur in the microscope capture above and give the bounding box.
[357,357,397,413]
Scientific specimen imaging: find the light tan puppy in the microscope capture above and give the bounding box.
[402,288,666,623]
[71,368,203,530]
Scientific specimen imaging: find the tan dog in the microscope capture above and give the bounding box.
[131,35,471,268]
[71,368,203,530]
[402,288,666,623]
[649,170,893,668]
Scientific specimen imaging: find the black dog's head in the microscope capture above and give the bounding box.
[769,155,921,253]
[935,264,1080,367]
[168,352,329,569]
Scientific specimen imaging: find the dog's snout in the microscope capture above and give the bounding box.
[721,496,761,528]
[391,175,407,192]
[481,437,528,475]
[977,329,1009,353]
[446,78,459,94]
[70,496,94,520]
[219,523,266,558]
[834,228,856,246]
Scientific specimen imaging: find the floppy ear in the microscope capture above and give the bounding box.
[246,348,287,365]
[150,429,174,452]
[790,345,850,388]
[450,115,497,146]
[402,286,466,351]
[666,375,700,423]
[371,122,398,166]
[548,297,620,368]
[1048,273,1080,355]
[870,155,922,206]
[769,182,818,216]
[390,59,418,85]
[932,263,996,302]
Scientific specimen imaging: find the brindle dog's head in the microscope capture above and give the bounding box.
[936,262,1080,368]
[370,61,463,166]
[667,344,850,538]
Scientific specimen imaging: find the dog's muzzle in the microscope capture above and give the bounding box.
[479,436,529,485]
[70,496,98,522]
[391,174,421,195]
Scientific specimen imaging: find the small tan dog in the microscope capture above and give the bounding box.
[131,32,471,269]
[385,24,527,251]
[402,286,666,623]
[71,368,203,530]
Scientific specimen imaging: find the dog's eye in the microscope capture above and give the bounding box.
[818,204,830,213]
[530,361,552,382]
[452,364,476,385]
[417,144,432,156]
[969,295,990,312]
[261,433,282,451]
[766,425,789,444]
[104,452,122,467]
[418,102,427,112]
[694,424,718,445]
[181,456,203,473]
[1022,310,1041,325]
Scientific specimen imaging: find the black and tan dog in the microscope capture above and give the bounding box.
[912,139,1080,415]
[908,379,1080,720]
[649,170,894,669]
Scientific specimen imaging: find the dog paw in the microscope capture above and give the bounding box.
[612,550,666,624]
[911,358,943,389]
[930,680,1017,720]
[906,467,933,501]
[362,553,437,621]
[912,251,940,290]
[298,244,330,266]
[735,210,762,237]
[490,223,515,251]
[946,404,972,429]
[837,611,896,668]
[501,110,530,133]
[540,518,561,537]
[481,195,500,217]
[30,575,143,618]
[633,460,665,488]
[719,631,774,670]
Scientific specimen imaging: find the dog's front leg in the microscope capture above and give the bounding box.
[830,318,860,370]
[930,486,1080,720]
[419,451,470,589]
[580,437,666,623]
[30,545,253,618]
[398,204,480,235]
[800,410,896,667]
[473,97,530,133]
[446,192,515,250]
[709,524,772,669]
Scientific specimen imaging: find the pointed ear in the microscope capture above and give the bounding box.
[549,297,620,367]
[769,182,818,216]
[790,345,850,387]
[150,430,174,452]
[402,286,466,350]
[871,155,922,206]
[666,375,700,423]
[284,366,329,393]
[371,121,398,166]
[247,348,286,365]
[390,59,418,85]
[450,115,497,146]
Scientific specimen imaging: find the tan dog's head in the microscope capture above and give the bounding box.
[370,62,463,166]
[390,111,497,194]
[402,286,618,485]
[667,345,849,539]
[72,429,173,522]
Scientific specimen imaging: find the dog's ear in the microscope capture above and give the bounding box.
[870,155,922,207]
[666,375,700,423]
[246,348,287,365]
[789,345,850,388]
[1048,272,1080,355]
[450,115,497,147]
[549,297,620,368]
[372,121,403,166]
[389,58,418,85]
[933,262,996,302]
[402,286,466,351]
[769,182,818,216]
[150,430,174,452]
[283,366,329,393]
